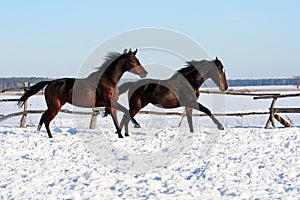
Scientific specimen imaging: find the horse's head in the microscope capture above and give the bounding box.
[210,57,228,91]
[123,49,148,78]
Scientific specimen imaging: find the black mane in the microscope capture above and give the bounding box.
[177,61,198,76]
[95,52,123,73]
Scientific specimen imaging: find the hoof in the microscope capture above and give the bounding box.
[134,124,141,128]
[125,133,129,137]
[218,125,224,130]
[118,134,124,138]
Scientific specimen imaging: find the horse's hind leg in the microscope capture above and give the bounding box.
[37,110,51,132]
[39,81,66,138]
[198,103,224,130]
[37,110,53,138]
[189,102,224,130]
[38,102,62,138]
[37,113,45,133]
[39,109,55,138]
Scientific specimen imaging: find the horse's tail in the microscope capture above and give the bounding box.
[118,81,135,95]
[17,81,53,107]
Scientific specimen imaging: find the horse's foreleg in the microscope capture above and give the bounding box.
[110,100,141,128]
[108,107,120,135]
[110,107,123,138]
[186,107,194,132]
[119,106,142,137]
[111,111,123,138]
[111,108,118,124]
[119,114,131,137]
[109,101,128,138]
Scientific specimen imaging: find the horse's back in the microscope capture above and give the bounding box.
[43,78,75,104]
[45,78,75,92]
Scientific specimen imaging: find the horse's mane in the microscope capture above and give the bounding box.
[177,61,199,76]
[177,63,195,74]
[95,52,122,73]
[177,60,209,75]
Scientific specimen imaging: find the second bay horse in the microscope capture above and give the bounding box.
[118,58,228,136]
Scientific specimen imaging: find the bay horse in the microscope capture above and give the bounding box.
[18,49,148,138]
[118,58,228,136]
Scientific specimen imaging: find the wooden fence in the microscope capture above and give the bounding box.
[1,83,300,129]
[254,93,300,128]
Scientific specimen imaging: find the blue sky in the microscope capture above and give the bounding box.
[0,1,299,79]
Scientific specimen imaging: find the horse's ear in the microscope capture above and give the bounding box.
[128,48,132,53]
[215,57,219,61]
[133,49,138,55]
[190,60,196,66]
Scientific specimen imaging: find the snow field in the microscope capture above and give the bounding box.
[0,86,299,199]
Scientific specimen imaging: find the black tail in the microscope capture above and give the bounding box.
[17,81,53,107]
[103,82,135,117]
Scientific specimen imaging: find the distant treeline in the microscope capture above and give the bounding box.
[0,77,52,90]
[228,78,294,87]
[0,77,298,90]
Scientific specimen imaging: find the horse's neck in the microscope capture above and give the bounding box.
[187,74,205,89]
[188,62,214,89]
[104,58,125,85]
[88,58,125,86]
[172,70,206,90]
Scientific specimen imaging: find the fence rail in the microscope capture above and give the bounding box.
[1,86,30,93]
[0,99,20,102]
[1,83,300,129]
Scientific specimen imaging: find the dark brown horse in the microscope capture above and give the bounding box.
[18,49,148,138]
[119,58,228,136]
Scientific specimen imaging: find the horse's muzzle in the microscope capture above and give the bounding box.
[139,71,148,78]
[220,81,228,91]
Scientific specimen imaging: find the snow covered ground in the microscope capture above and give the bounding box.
[0,86,299,199]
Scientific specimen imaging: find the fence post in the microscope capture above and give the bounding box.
[89,107,100,129]
[264,97,277,128]
[20,82,28,128]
